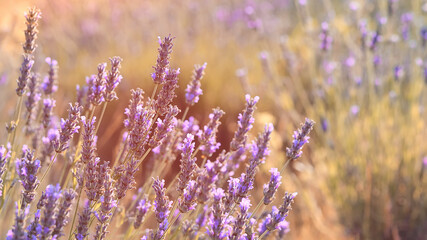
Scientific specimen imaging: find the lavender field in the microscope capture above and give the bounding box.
[0,0,426,239]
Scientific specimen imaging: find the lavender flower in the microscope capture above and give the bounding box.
[178,180,198,213]
[124,88,144,130]
[84,75,95,110]
[237,124,273,202]
[84,157,100,201]
[263,168,282,205]
[16,148,41,206]
[207,188,227,240]
[177,133,197,194]
[134,195,151,229]
[198,108,225,157]
[23,7,41,54]
[128,106,154,158]
[42,57,58,95]
[105,56,123,102]
[27,209,42,240]
[0,145,11,197]
[153,178,172,223]
[41,98,55,130]
[39,184,61,240]
[152,36,174,84]
[185,63,206,106]
[230,197,251,240]
[266,192,297,231]
[115,158,138,199]
[6,203,29,240]
[90,63,107,106]
[16,54,34,96]
[81,116,97,164]
[224,177,240,212]
[54,103,81,153]
[230,94,259,151]
[195,161,218,203]
[52,189,76,238]
[94,172,116,240]
[286,118,315,160]
[75,84,88,108]
[25,73,41,128]
[155,68,180,115]
[320,22,332,51]
[75,200,92,240]
[40,128,58,165]
[149,105,179,148]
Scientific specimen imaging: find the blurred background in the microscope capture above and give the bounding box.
[1,0,426,239]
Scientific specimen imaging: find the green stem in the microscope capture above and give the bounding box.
[181,106,189,121]
[67,185,84,240]
[95,102,108,135]
[247,198,263,220]
[38,152,59,188]
[258,230,270,239]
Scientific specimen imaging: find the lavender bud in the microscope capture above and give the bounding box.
[230,94,259,151]
[124,88,144,130]
[90,63,107,106]
[152,177,172,224]
[266,192,297,231]
[155,68,179,116]
[16,148,41,206]
[16,54,34,96]
[134,195,151,229]
[81,116,97,164]
[105,56,123,102]
[152,35,174,84]
[286,118,315,160]
[319,22,332,51]
[41,98,55,130]
[230,197,251,240]
[149,105,179,148]
[178,180,198,213]
[40,184,61,240]
[115,158,138,199]
[54,103,81,153]
[207,188,227,239]
[177,134,197,194]
[52,189,76,238]
[128,106,154,158]
[75,200,92,240]
[198,108,225,157]
[6,203,29,240]
[185,63,206,106]
[0,145,11,197]
[93,172,116,240]
[42,57,58,95]
[195,161,218,204]
[263,168,282,205]
[27,209,42,239]
[40,128,59,166]
[22,7,41,54]
[25,73,41,129]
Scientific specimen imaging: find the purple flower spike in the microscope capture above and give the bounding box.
[286,118,315,160]
[152,35,174,84]
[105,56,123,102]
[25,73,41,128]
[75,200,92,240]
[230,94,259,151]
[81,116,97,164]
[52,188,76,238]
[195,161,218,204]
[16,54,34,96]
[89,63,107,106]
[198,108,225,157]
[155,68,180,116]
[115,158,138,200]
[237,124,273,202]
[134,195,151,229]
[149,105,179,148]
[0,145,11,197]
[128,105,154,158]
[54,103,82,153]
[23,7,41,55]
[42,57,58,95]
[16,147,41,206]
[266,192,297,232]
[94,172,116,240]
[27,209,42,239]
[153,177,172,224]
[124,88,144,130]
[178,180,198,213]
[40,184,62,239]
[177,133,197,194]
[185,63,206,106]
[263,168,282,205]
[207,188,227,240]
[7,203,30,240]
[41,98,55,130]
[320,22,333,51]
[230,197,251,240]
